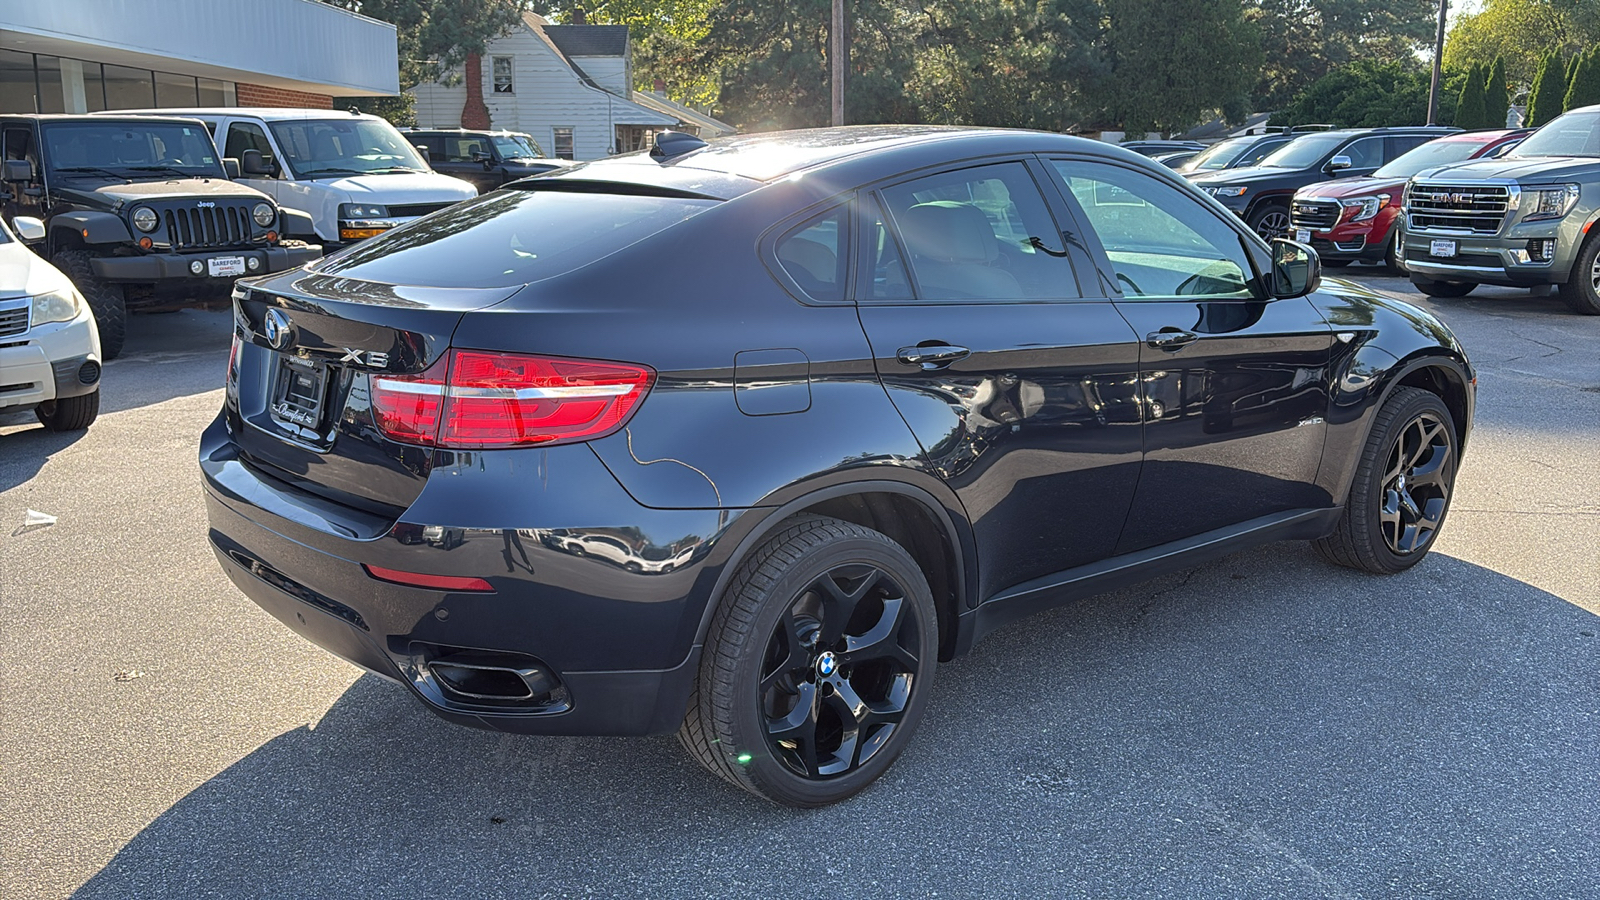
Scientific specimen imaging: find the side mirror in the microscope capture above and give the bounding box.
[3,159,32,182]
[413,143,430,162]
[222,157,241,179]
[1327,154,1353,172]
[1271,238,1321,298]
[472,150,492,164]
[13,216,45,242]
[239,149,273,176]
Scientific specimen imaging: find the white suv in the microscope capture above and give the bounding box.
[110,108,478,249]
[0,217,101,431]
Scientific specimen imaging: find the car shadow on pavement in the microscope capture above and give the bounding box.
[0,423,87,494]
[94,308,234,416]
[70,546,1599,899]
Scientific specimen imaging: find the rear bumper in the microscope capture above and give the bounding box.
[199,412,727,736]
[91,245,322,283]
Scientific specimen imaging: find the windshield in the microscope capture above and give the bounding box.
[41,121,223,179]
[269,118,429,177]
[1179,137,1254,172]
[1511,110,1600,158]
[492,134,543,159]
[1374,138,1487,177]
[1257,133,1349,169]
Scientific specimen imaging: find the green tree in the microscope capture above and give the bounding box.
[1526,52,1568,126]
[1565,47,1600,111]
[1090,0,1261,133]
[1280,59,1437,128]
[1444,0,1585,89]
[1484,56,1510,129]
[321,0,527,88]
[532,1,720,106]
[1250,0,1440,112]
[1454,64,1488,129]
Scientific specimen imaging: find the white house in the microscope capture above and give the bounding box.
[409,13,732,160]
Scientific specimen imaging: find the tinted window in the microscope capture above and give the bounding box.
[881,162,1077,301]
[1050,160,1257,300]
[42,121,221,177]
[859,193,913,301]
[224,121,274,162]
[315,188,718,288]
[774,205,849,302]
[1339,136,1384,169]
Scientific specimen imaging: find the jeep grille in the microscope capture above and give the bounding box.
[163,204,256,250]
[0,300,28,339]
[1407,183,1511,234]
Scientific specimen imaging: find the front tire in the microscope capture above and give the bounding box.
[1314,386,1458,574]
[1247,203,1291,241]
[1557,231,1600,315]
[53,250,127,360]
[1383,229,1405,276]
[679,515,938,807]
[35,391,100,431]
[1411,277,1476,298]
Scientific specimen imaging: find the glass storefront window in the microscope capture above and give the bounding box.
[35,56,64,114]
[155,71,198,108]
[103,64,155,109]
[0,49,34,114]
[78,61,107,112]
[197,77,234,107]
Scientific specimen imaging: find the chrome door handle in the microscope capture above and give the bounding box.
[896,344,971,369]
[1146,330,1199,351]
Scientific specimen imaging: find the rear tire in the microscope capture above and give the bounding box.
[53,250,127,360]
[678,515,937,807]
[1411,277,1476,298]
[1557,231,1600,315]
[35,391,99,431]
[1314,386,1457,574]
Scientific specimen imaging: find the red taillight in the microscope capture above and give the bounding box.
[370,350,654,449]
[363,564,494,593]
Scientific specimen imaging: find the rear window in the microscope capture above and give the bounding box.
[314,188,719,288]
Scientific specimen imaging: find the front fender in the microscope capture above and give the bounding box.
[278,208,318,240]
[51,211,132,247]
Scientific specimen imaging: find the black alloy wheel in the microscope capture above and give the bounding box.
[1248,203,1291,241]
[680,516,937,806]
[1315,386,1457,574]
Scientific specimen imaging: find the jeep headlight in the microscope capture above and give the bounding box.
[1526,184,1580,221]
[32,288,81,326]
[131,206,158,232]
[1212,186,1248,198]
[1340,194,1389,222]
[339,203,388,219]
[252,202,275,227]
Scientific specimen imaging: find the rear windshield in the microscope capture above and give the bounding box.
[314,188,719,288]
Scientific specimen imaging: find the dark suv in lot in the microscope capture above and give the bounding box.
[1,115,320,358]
[204,127,1474,807]
[404,128,572,193]
[1190,126,1459,240]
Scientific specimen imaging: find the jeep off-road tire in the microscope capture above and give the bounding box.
[1557,230,1600,315]
[35,391,99,431]
[678,515,937,807]
[1314,386,1458,574]
[53,250,127,360]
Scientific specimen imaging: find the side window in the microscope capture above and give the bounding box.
[879,161,1077,301]
[413,134,444,159]
[1387,135,1432,160]
[774,204,850,303]
[443,137,485,163]
[1048,159,1258,300]
[224,122,274,166]
[1340,137,1384,169]
[1242,138,1286,166]
[859,193,913,301]
[2,126,37,174]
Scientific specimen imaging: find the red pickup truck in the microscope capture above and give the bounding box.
[1290,129,1530,272]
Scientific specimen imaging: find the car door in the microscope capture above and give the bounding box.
[1042,157,1334,554]
[2,121,45,226]
[849,159,1145,600]
[222,119,280,202]
[437,135,500,193]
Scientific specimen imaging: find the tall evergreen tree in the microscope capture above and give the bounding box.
[1565,48,1600,111]
[1526,52,1567,126]
[1484,56,1510,128]
[1454,64,1488,129]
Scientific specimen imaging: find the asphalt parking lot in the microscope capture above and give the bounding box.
[2,270,1597,899]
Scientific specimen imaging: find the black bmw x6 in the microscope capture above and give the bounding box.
[203,127,1474,807]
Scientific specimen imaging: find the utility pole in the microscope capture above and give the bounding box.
[831,0,846,126]
[1427,0,1449,125]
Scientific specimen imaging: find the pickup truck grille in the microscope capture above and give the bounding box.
[1290,200,1341,231]
[162,204,256,250]
[387,202,453,218]
[1407,183,1511,234]
[0,301,28,339]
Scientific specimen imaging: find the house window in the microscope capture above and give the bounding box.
[492,56,514,94]
[553,127,574,160]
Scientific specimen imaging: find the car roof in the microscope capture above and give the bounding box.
[105,108,383,122]
[404,128,531,137]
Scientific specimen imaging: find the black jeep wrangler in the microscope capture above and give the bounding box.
[1,115,321,358]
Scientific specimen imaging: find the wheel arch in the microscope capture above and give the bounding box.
[693,479,976,663]
[1389,356,1473,452]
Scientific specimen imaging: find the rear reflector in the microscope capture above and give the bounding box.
[363,564,495,593]
[370,350,654,449]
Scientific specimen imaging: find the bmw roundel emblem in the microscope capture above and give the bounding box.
[816,652,837,678]
[263,308,292,350]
